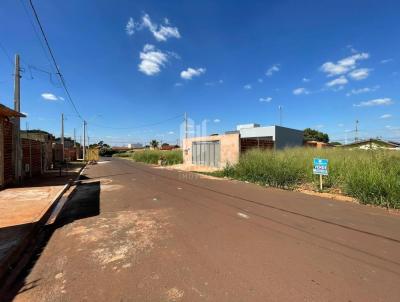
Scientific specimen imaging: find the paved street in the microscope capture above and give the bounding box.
[8,157,400,301]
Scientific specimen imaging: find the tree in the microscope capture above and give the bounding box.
[330,141,342,146]
[304,128,329,143]
[150,140,159,149]
[161,143,170,147]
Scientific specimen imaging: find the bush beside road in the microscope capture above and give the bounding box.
[218,148,400,209]
[114,149,183,166]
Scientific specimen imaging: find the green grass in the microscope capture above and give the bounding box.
[114,149,183,166]
[219,148,400,209]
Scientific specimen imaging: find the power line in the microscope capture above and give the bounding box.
[18,0,57,76]
[0,41,14,66]
[28,0,83,120]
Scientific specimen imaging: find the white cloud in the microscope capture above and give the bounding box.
[353,98,394,107]
[41,92,58,101]
[243,84,252,90]
[380,114,392,119]
[180,67,206,80]
[293,87,309,95]
[126,17,137,35]
[126,13,180,42]
[381,58,393,64]
[258,78,264,83]
[338,123,344,127]
[346,85,380,96]
[346,45,358,54]
[59,96,65,101]
[205,79,223,86]
[326,76,348,87]
[168,131,174,135]
[138,44,169,76]
[266,64,280,77]
[320,52,369,77]
[142,13,180,42]
[348,68,371,80]
[385,125,400,131]
[302,78,310,82]
[259,97,272,102]
[213,118,221,123]
[174,82,183,87]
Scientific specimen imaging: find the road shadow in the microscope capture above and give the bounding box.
[3,181,100,301]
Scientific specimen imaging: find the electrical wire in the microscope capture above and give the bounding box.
[0,41,14,66]
[18,0,58,77]
[28,0,83,120]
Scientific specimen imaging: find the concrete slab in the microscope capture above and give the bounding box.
[0,186,64,228]
[0,162,85,296]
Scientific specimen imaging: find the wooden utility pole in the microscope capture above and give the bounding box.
[13,54,22,182]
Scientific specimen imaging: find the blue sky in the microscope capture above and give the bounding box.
[0,0,399,145]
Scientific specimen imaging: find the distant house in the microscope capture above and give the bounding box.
[111,146,133,152]
[304,140,334,148]
[342,139,400,150]
[183,124,303,168]
[127,143,143,149]
[21,130,55,170]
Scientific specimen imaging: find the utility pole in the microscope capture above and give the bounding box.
[61,113,64,161]
[355,120,359,142]
[13,54,22,183]
[83,120,86,161]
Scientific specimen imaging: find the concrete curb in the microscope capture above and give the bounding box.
[0,163,87,297]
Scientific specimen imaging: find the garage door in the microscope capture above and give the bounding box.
[192,141,220,167]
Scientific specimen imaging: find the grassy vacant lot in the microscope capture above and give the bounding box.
[114,149,183,166]
[220,148,400,209]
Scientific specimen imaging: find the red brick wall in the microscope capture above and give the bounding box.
[64,147,77,161]
[3,119,14,185]
[22,138,42,176]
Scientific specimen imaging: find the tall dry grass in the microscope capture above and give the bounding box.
[114,149,183,166]
[222,148,400,208]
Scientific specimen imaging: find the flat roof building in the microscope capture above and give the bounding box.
[183,124,303,168]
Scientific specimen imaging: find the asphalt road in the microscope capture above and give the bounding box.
[8,157,400,301]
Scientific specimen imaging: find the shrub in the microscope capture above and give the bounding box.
[115,150,183,166]
[222,148,400,208]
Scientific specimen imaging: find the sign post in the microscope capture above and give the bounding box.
[313,158,328,191]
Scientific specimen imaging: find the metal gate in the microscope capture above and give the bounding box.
[192,141,220,167]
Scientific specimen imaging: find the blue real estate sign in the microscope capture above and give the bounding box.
[313,158,329,175]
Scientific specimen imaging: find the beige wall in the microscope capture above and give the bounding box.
[183,133,240,167]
